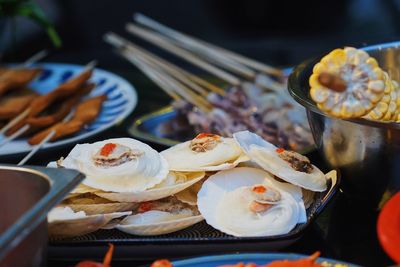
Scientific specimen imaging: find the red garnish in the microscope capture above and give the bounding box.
[151,259,173,267]
[100,143,117,157]
[252,185,267,193]
[75,244,114,267]
[194,133,218,139]
[276,148,285,153]
[138,202,153,213]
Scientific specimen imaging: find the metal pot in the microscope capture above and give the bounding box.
[0,165,84,267]
[288,42,400,207]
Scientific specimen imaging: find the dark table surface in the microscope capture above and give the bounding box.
[3,59,393,267]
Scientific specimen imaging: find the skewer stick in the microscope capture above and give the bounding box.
[17,109,76,165]
[0,124,30,148]
[118,49,211,111]
[125,23,242,86]
[116,49,180,101]
[105,32,225,96]
[17,130,55,165]
[0,108,30,136]
[133,13,283,77]
[105,33,208,96]
[22,50,48,67]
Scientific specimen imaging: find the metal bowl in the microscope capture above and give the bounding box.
[288,41,400,207]
[0,165,84,267]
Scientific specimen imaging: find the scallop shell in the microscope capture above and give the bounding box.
[233,131,327,192]
[48,208,131,238]
[66,202,139,215]
[94,171,205,202]
[161,137,248,172]
[115,211,203,236]
[174,179,205,206]
[197,167,305,237]
[60,138,169,193]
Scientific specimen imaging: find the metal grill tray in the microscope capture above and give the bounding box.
[48,174,339,261]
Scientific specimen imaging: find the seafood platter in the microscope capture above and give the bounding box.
[47,130,338,258]
[0,60,136,157]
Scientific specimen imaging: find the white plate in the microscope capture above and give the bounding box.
[0,63,137,156]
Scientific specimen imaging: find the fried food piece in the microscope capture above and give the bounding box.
[28,67,93,117]
[28,120,84,145]
[5,83,92,136]
[71,94,107,123]
[26,83,95,128]
[28,95,107,145]
[0,89,38,120]
[6,71,94,136]
[0,68,42,96]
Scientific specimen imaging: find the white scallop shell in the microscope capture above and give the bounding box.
[197,167,304,237]
[48,207,130,238]
[233,131,327,192]
[94,171,205,202]
[161,137,248,171]
[66,202,138,215]
[174,179,205,206]
[115,211,203,236]
[60,138,169,193]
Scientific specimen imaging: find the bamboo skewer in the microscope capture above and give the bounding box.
[105,32,226,96]
[133,13,283,77]
[17,110,75,165]
[117,48,211,112]
[125,23,241,86]
[18,130,55,165]
[0,124,30,148]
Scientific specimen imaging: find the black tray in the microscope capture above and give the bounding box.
[48,172,340,262]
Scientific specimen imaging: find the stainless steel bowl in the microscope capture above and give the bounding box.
[288,42,400,206]
[0,165,84,267]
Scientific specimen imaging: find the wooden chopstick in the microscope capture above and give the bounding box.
[125,23,242,86]
[133,13,283,77]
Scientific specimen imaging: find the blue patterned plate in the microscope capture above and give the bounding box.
[0,63,137,156]
[158,253,359,267]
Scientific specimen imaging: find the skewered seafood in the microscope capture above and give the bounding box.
[309,47,400,121]
[172,83,313,151]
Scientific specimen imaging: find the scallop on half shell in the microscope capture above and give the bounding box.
[58,138,169,193]
[48,206,131,238]
[161,134,248,172]
[115,197,203,236]
[233,131,327,192]
[197,167,306,237]
[61,193,138,215]
[94,171,205,203]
